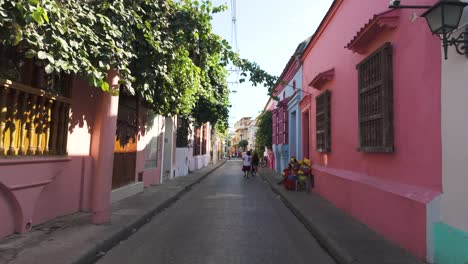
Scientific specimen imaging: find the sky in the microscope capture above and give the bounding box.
[210,0,334,131]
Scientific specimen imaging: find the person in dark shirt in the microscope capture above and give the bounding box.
[251,153,259,175]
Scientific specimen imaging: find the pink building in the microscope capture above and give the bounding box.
[262,98,276,170]
[272,97,290,172]
[300,0,441,261]
[0,56,167,239]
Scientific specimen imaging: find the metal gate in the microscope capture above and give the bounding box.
[112,92,138,189]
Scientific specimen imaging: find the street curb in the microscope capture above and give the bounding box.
[74,160,227,264]
[260,172,358,264]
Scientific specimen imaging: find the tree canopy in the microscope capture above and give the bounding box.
[0,0,277,133]
[238,139,248,149]
[254,110,272,150]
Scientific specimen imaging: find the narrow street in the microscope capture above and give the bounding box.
[97,161,336,264]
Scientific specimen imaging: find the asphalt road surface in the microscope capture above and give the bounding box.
[97,161,336,264]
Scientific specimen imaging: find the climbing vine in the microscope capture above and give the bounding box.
[0,0,277,133]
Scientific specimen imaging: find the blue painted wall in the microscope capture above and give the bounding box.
[288,92,302,160]
[273,144,289,173]
[434,222,468,264]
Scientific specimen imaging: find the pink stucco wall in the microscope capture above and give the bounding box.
[0,181,20,238]
[301,0,441,259]
[143,167,161,186]
[0,71,165,239]
[89,72,119,224]
[0,78,101,238]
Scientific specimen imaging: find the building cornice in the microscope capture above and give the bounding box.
[309,68,335,90]
[345,9,400,54]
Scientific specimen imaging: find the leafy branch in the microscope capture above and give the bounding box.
[0,0,277,134]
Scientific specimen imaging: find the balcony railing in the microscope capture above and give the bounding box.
[0,78,71,156]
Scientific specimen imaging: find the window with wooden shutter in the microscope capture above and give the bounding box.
[202,124,207,155]
[0,46,72,157]
[283,108,288,144]
[272,110,277,145]
[176,116,189,148]
[193,126,201,156]
[302,111,310,158]
[316,90,331,152]
[357,42,394,153]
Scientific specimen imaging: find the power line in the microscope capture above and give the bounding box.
[229,0,239,93]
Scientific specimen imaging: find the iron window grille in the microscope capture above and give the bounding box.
[316,90,331,153]
[193,126,201,156]
[176,116,190,148]
[0,46,71,157]
[356,42,394,153]
[202,124,207,155]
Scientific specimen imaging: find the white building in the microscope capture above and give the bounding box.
[435,8,468,263]
[172,117,211,178]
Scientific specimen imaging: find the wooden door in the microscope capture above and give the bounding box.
[112,92,138,189]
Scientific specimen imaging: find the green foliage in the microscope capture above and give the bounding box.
[230,54,278,97]
[0,0,277,129]
[254,110,272,150]
[238,139,248,149]
[253,148,263,160]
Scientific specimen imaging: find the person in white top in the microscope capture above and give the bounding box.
[242,151,252,179]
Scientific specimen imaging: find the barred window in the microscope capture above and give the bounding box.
[193,126,201,156]
[272,110,278,145]
[275,107,288,145]
[0,46,71,157]
[302,111,310,158]
[357,43,394,152]
[176,116,190,148]
[316,90,331,153]
[202,124,207,155]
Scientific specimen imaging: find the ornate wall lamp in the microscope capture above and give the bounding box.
[390,0,468,59]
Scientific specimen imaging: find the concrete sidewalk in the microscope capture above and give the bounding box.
[0,161,226,264]
[259,167,425,264]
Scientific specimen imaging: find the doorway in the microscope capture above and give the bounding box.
[302,111,310,159]
[112,92,138,189]
[290,111,297,158]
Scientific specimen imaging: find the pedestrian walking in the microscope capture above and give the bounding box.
[242,151,252,179]
[251,153,259,176]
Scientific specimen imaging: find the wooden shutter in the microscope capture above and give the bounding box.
[284,108,288,144]
[277,108,284,144]
[272,110,277,145]
[316,90,331,152]
[176,116,189,148]
[357,42,394,152]
[193,126,201,156]
[202,124,207,155]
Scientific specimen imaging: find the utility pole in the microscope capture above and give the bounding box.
[231,0,238,54]
[229,0,239,93]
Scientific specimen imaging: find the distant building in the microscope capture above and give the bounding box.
[232,117,257,153]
